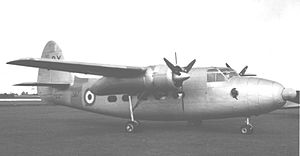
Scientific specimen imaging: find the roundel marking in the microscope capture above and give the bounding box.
[84,89,96,106]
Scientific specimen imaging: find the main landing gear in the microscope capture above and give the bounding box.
[125,95,140,133]
[240,117,254,135]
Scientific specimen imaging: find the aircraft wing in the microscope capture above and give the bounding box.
[14,82,70,87]
[7,58,146,78]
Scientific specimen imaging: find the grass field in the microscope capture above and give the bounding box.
[0,105,298,156]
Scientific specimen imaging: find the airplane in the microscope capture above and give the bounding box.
[7,41,299,134]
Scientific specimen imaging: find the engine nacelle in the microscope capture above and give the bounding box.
[144,65,177,91]
[90,65,178,95]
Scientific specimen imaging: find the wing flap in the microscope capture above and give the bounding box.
[7,58,146,77]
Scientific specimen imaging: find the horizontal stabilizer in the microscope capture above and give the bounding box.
[14,82,70,88]
[7,58,146,78]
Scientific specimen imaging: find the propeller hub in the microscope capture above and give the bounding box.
[173,72,190,82]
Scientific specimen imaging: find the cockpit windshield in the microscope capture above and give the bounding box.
[219,68,238,79]
[207,67,238,82]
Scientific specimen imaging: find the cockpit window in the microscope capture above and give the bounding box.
[216,73,225,81]
[207,68,218,72]
[219,68,238,79]
[207,73,215,82]
[207,67,238,82]
[207,68,226,82]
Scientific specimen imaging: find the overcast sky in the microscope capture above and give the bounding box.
[0,0,300,94]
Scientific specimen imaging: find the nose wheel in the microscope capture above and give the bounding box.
[240,117,254,134]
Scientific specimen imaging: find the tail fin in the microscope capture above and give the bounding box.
[37,41,73,84]
[37,41,73,96]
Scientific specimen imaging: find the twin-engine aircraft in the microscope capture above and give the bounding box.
[7,41,299,134]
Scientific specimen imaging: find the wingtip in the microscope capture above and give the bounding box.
[6,60,15,65]
[6,58,35,65]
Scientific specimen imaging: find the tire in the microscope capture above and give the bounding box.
[125,122,135,133]
[240,124,254,135]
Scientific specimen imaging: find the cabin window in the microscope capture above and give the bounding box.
[107,95,117,102]
[122,95,129,102]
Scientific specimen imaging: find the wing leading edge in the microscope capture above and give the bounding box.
[7,58,146,78]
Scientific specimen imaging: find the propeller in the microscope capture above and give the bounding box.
[226,63,256,76]
[163,58,196,86]
[164,54,196,111]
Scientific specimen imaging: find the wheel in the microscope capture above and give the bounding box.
[240,124,254,135]
[125,122,136,133]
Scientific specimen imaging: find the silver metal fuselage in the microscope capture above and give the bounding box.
[40,67,286,121]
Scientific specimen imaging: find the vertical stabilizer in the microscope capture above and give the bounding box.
[38,41,73,84]
[37,41,73,96]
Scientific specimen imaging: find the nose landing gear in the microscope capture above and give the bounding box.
[240,117,254,134]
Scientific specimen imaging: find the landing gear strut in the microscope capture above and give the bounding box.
[125,95,140,133]
[240,117,254,135]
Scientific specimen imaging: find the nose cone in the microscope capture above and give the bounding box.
[282,88,297,101]
[247,78,286,111]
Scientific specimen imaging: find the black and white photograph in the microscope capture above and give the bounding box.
[0,0,299,155]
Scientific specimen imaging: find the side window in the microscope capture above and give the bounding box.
[207,73,215,82]
[216,73,225,81]
[107,95,117,102]
[122,95,129,102]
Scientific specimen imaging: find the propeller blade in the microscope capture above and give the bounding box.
[163,58,181,75]
[225,63,232,69]
[175,52,178,65]
[182,90,185,112]
[226,63,256,76]
[178,86,185,112]
[239,66,248,76]
[184,59,196,73]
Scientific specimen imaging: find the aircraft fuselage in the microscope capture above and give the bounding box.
[40,67,286,121]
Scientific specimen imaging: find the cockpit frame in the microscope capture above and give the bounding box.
[207,67,238,82]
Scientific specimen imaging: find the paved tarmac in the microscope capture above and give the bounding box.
[0,105,298,156]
